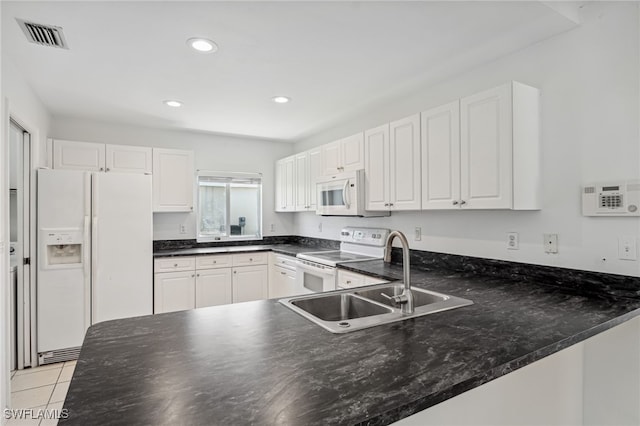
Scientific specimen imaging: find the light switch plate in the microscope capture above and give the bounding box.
[544,234,558,254]
[415,227,422,241]
[618,236,637,261]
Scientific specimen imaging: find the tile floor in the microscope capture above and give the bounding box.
[7,361,75,425]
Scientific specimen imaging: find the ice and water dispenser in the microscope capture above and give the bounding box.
[41,229,83,267]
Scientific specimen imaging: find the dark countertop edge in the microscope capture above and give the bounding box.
[153,246,275,257]
[357,308,640,426]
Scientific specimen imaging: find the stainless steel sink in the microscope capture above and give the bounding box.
[280,283,473,333]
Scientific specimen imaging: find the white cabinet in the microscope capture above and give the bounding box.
[423,82,540,210]
[154,270,196,313]
[269,253,301,298]
[152,148,194,212]
[293,148,322,212]
[275,155,295,212]
[364,114,421,211]
[337,269,388,289]
[196,268,232,308]
[321,132,364,175]
[51,139,152,174]
[421,101,461,209]
[233,265,269,303]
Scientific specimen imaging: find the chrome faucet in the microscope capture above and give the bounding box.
[382,230,414,314]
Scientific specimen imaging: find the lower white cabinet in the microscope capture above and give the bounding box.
[337,269,388,289]
[154,270,196,313]
[233,265,268,303]
[270,266,298,299]
[196,268,232,308]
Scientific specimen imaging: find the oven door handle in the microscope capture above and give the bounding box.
[342,179,351,209]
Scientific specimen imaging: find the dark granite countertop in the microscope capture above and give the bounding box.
[61,256,640,425]
[153,243,335,258]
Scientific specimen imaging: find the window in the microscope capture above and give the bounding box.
[197,172,262,242]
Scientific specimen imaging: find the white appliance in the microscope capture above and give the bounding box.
[582,180,640,216]
[296,227,390,292]
[316,170,389,217]
[37,169,153,364]
[9,242,17,371]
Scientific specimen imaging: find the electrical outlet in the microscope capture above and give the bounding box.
[415,227,422,241]
[318,222,323,233]
[544,234,558,254]
[179,224,187,234]
[507,232,519,250]
[618,236,637,261]
[270,224,276,232]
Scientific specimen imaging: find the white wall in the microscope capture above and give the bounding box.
[294,2,640,277]
[50,117,296,240]
[1,53,53,412]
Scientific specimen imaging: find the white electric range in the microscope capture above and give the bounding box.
[296,227,390,293]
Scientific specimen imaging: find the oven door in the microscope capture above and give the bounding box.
[295,260,336,293]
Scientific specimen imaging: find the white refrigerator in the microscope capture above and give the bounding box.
[37,169,152,364]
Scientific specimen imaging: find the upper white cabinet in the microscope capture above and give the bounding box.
[51,139,152,174]
[422,82,540,210]
[321,132,364,175]
[421,101,461,209]
[292,147,322,212]
[275,155,295,212]
[364,114,421,211]
[152,148,195,212]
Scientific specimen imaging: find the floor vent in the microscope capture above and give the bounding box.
[16,18,69,49]
[38,347,80,365]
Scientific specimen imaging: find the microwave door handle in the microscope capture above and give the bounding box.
[342,179,351,209]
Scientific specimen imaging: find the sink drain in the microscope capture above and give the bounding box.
[338,321,351,328]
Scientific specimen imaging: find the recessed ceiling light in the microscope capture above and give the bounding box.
[272,96,291,104]
[187,38,218,53]
[163,100,183,108]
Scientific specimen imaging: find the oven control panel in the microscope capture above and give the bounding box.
[340,227,390,246]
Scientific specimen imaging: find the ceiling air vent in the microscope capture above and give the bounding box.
[16,18,69,49]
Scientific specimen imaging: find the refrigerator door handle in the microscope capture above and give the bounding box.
[83,215,91,330]
[91,173,99,325]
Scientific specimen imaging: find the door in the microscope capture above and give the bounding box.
[233,265,268,303]
[340,132,364,172]
[37,170,89,353]
[321,140,341,175]
[421,101,461,209]
[364,124,389,210]
[105,144,152,174]
[152,148,194,212]
[307,148,322,210]
[52,139,105,171]
[460,84,513,209]
[294,152,308,211]
[196,268,233,308]
[92,173,153,323]
[389,114,421,210]
[154,271,196,313]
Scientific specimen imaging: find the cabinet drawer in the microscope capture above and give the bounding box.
[196,255,232,269]
[154,257,195,273]
[272,254,297,271]
[232,252,267,266]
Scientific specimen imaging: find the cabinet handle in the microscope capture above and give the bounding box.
[174,263,178,267]
[196,273,200,277]
[346,280,352,284]
[191,274,195,278]
[106,167,110,172]
[452,200,459,205]
[249,258,253,261]
[190,206,194,211]
[460,200,467,205]
[389,203,394,207]
[384,203,389,206]
[234,271,237,274]
[281,271,287,275]
[99,167,104,172]
[213,260,216,264]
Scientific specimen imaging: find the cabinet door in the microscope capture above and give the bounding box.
[196,268,232,308]
[275,159,286,212]
[321,140,341,175]
[269,266,298,298]
[389,114,421,210]
[154,271,195,314]
[460,84,512,209]
[340,132,364,172]
[307,148,322,210]
[53,139,105,171]
[105,144,152,174]
[294,152,309,211]
[364,124,390,210]
[281,156,296,211]
[152,148,194,212]
[232,265,269,303]
[421,102,461,209]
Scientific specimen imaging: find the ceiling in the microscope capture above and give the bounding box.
[2,1,579,142]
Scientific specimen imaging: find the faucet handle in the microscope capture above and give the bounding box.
[381,292,408,305]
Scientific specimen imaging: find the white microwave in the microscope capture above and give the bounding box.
[316,170,389,217]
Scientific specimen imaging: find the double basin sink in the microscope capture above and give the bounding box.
[280,283,473,333]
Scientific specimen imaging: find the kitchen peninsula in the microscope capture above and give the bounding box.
[59,251,640,425]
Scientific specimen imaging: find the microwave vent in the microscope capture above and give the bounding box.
[16,18,69,49]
